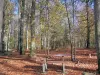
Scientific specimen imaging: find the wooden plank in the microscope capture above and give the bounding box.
[82,72,96,75]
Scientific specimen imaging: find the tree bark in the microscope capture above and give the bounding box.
[46,0,50,56]
[19,0,25,55]
[94,0,100,74]
[86,0,90,48]
[0,0,5,52]
[30,0,36,57]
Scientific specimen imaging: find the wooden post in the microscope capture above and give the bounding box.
[89,54,91,58]
[63,63,65,73]
[62,56,65,73]
[42,58,47,73]
[45,58,47,70]
[42,63,46,73]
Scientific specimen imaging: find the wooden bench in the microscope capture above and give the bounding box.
[82,72,96,75]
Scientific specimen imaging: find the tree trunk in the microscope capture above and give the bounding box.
[0,0,5,52]
[19,0,25,55]
[26,24,29,50]
[86,0,90,48]
[72,0,76,61]
[40,0,43,50]
[64,0,74,61]
[46,0,50,56]
[30,0,36,57]
[94,0,100,74]
[6,20,10,52]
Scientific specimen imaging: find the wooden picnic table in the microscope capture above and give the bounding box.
[34,54,67,73]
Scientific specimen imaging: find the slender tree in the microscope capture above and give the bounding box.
[18,0,25,55]
[46,0,50,55]
[30,0,36,57]
[39,0,44,50]
[64,0,74,61]
[86,0,90,48]
[71,0,76,61]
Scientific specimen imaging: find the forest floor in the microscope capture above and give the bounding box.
[0,48,99,75]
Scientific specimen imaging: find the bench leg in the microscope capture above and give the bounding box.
[42,64,46,73]
[62,63,65,73]
[45,63,47,70]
